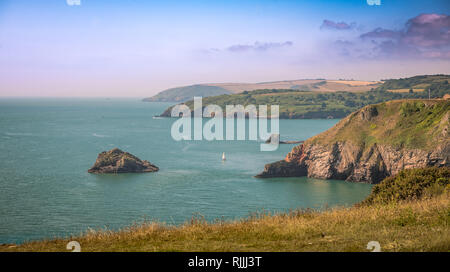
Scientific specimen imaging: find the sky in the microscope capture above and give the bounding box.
[0,0,449,97]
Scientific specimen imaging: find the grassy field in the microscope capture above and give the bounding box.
[144,79,382,102]
[160,75,450,119]
[1,184,448,251]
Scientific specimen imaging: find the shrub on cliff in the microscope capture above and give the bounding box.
[362,167,450,205]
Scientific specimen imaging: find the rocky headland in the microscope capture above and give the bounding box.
[88,148,159,174]
[265,134,304,144]
[256,100,450,184]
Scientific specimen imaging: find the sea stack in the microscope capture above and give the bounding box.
[88,148,159,174]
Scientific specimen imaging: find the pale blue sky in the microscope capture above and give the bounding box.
[0,0,449,97]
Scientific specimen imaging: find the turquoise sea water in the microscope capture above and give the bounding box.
[0,98,372,244]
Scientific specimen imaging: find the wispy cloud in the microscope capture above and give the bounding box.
[226,41,293,52]
[328,13,450,60]
[198,41,293,55]
[360,13,450,59]
[360,28,401,39]
[320,19,356,31]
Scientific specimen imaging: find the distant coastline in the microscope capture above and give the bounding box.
[153,75,450,120]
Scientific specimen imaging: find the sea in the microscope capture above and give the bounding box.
[0,98,372,244]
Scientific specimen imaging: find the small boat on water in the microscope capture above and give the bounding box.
[222,152,226,161]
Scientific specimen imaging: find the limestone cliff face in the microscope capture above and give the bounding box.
[257,141,449,184]
[256,100,450,184]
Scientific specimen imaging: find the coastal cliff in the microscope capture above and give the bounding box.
[256,100,450,184]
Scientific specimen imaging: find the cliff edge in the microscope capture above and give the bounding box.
[256,100,450,184]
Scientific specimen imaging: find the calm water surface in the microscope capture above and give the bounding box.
[0,98,372,243]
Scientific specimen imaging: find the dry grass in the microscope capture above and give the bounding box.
[256,92,306,97]
[208,80,382,93]
[316,81,380,92]
[210,80,322,93]
[2,194,449,252]
[328,80,382,86]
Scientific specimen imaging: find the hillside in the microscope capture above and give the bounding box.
[379,74,450,93]
[2,167,448,252]
[309,100,449,150]
[256,100,450,183]
[143,79,381,103]
[158,75,450,118]
[142,85,232,102]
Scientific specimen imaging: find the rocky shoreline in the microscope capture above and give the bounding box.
[255,141,449,183]
[256,100,450,184]
[265,134,304,144]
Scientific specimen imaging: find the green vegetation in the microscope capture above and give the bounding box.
[362,167,450,205]
[2,168,449,252]
[309,100,449,150]
[143,85,231,102]
[183,89,365,118]
[177,89,386,118]
[378,74,450,95]
[161,75,450,119]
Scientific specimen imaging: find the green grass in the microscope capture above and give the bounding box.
[309,99,449,150]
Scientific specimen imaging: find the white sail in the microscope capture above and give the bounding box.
[222,152,226,161]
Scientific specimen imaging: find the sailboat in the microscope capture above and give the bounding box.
[222,152,226,161]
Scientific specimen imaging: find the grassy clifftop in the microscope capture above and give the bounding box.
[308,99,449,150]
